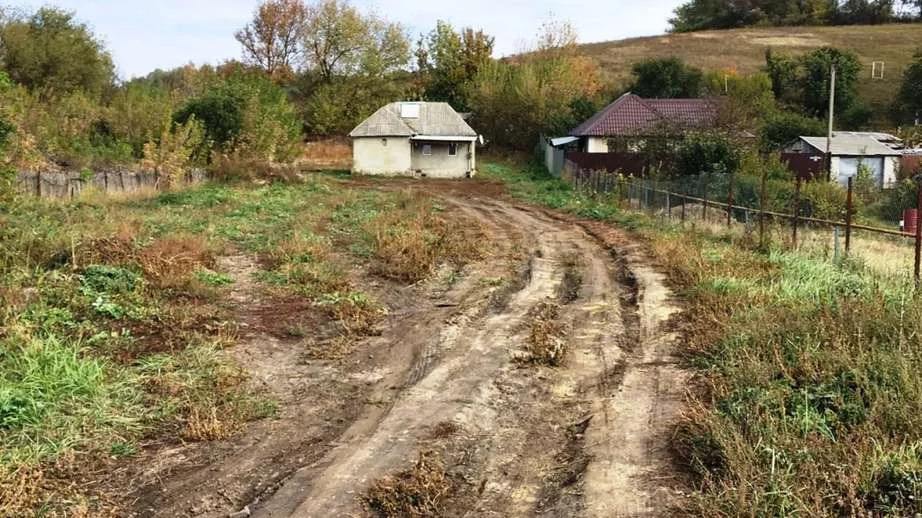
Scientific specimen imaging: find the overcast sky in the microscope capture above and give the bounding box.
[9,0,685,79]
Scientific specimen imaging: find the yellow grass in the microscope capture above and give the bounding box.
[662,203,917,278]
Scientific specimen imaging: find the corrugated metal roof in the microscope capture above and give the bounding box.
[800,135,901,156]
[349,102,477,138]
[570,93,717,137]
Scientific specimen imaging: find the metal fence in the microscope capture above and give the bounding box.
[568,167,922,280]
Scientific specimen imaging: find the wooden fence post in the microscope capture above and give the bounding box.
[792,175,802,248]
[845,176,853,255]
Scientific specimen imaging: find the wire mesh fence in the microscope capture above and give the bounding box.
[569,167,922,279]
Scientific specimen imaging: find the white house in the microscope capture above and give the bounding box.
[349,102,479,178]
[784,133,903,188]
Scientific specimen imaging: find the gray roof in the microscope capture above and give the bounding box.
[800,135,902,156]
[349,102,477,138]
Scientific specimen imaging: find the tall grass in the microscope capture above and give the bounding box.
[0,336,144,463]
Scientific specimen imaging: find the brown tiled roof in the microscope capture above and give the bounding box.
[571,93,717,137]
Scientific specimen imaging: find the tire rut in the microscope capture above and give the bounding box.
[135,189,690,518]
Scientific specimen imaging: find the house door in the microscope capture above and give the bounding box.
[837,157,884,187]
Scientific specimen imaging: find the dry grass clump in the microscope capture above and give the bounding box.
[137,235,215,290]
[0,460,119,517]
[365,451,452,517]
[210,153,303,182]
[368,193,484,283]
[521,300,569,366]
[182,406,239,441]
[0,465,45,517]
[76,232,215,293]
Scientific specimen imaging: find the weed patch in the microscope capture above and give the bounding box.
[365,451,452,517]
[519,300,569,366]
[364,190,483,283]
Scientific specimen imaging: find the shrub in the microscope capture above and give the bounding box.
[174,72,302,164]
[676,133,742,178]
[140,117,207,187]
[869,178,919,222]
[761,111,826,152]
[800,179,850,220]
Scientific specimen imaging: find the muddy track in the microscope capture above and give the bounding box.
[128,190,689,518]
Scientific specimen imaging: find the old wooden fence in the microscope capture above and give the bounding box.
[15,169,207,199]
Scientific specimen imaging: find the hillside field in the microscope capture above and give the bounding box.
[575,23,922,117]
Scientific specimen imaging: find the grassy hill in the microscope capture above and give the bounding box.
[576,24,922,118]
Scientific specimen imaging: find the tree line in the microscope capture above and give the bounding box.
[670,0,922,32]
[0,0,921,184]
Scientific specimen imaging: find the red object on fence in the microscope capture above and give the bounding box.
[904,208,918,235]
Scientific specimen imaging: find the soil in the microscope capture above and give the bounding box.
[122,182,691,518]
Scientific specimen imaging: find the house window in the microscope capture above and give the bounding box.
[448,142,458,156]
[381,138,387,146]
[422,144,432,156]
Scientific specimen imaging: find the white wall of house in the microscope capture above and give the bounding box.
[585,137,609,153]
[831,155,899,188]
[352,137,411,176]
[410,141,473,178]
[884,156,899,187]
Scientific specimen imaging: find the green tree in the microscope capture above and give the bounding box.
[0,7,114,97]
[669,0,911,31]
[669,0,761,32]
[235,0,309,81]
[629,57,703,98]
[893,49,922,125]
[760,111,826,151]
[416,21,494,111]
[800,47,861,117]
[764,47,862,120]
[300,0,409,83]
[467,51,601,150]
[174,72,302,161]
[294,0,411,135]
[676,133,742,177]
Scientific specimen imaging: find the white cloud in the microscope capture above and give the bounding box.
[9,0,685,78]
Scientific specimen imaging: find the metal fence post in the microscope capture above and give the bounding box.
[702,175,708,222]
[681,187,686,223]
[834,226,841,262]
[792,175,802,248]
[915,181,922,281]
[727,170,735,228]
[845,176,853,255]
[759,169,767,248]
[666,190,671,221]
[644,179,650,211]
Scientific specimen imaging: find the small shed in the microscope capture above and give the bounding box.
[784,134,902,188]
[348,102,479,178]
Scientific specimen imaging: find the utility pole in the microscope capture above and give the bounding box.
[826,65,836,182]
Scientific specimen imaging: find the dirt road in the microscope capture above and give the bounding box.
[127,188,689,517]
